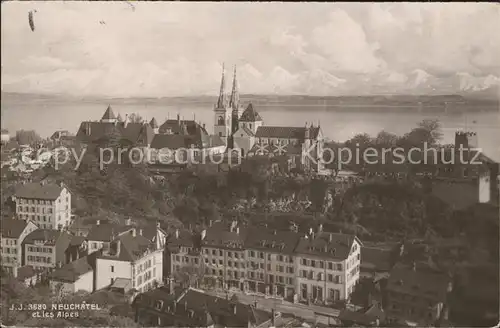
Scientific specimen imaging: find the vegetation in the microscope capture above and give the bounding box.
[15,129,42,145]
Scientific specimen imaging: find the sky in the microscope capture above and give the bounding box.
[1,2,500,97]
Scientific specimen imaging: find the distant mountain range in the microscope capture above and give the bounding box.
[1,89,498,110]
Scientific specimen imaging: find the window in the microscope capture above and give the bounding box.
[212,250,216,256]
[311,260,316,268]
[219,250,223,256]
[301,258,307,265]
[249,251,255,257]
[111,266,114,273]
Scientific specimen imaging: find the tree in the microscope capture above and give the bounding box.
[128,113,144,123]
[15,129,41,145]
[418,119,443,144]
[375,130,398,148]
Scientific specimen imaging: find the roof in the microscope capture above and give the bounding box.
[16,265,37,280]
[98,232,156,262]
[387,263,450,304]
[76,121,154,145]
[361,247,393,272]
[158,119,209,137]
[239,103,262,122]
[150,134,196,150]
[0,218,30,238]
[49,255,93,283]
[14,182,64,200]
[203,221,248,250]
[23,229,72,247]
[135,287,272,327]
[87,224,134,242]
[167,229,198,250]
[101,105,116,120]
[111,277,132,289]
[294,232,357,260]
[339,309,379,326]
[255,125,321,139]
[244,227,301,254]
[149,117,159,129]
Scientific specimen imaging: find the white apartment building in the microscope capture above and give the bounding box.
[13,182,72,230]
[294,228,362,303]
[0,219,38,276]
[95,228,164,292]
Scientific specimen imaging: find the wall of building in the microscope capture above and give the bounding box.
[54,188,72,229]
[50,270,93,294]
[95,259,132,290]
[233,135,255,157]
[134,250,164,293]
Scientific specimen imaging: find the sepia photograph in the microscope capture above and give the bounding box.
[1,2,499,327]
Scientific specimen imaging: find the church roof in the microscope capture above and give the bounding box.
[101,105,116,120]
[255,126,320,139]
[239,103,262,122]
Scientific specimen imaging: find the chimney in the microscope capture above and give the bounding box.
[132,229,136,237]
[236,227,240,235]
[175,229,179,239]
[201,229,207,241]
[125,218,131,226]
[329,234,333,242]
[124,114,129,128]
[318,224,323,233]
[309,227,313,235]
[203,123,206,130]
[96,220,100,226]
[233,303,237,315]
[177,114,180,126]
[412,261,416,271]
[209,220,213,227]
[139,229,143,236]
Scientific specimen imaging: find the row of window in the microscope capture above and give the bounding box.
[2,239,17,245]
[300,258,344,271]
[27,246,53,253]
[1,256,17,263]
[300,270,343,283]
[18,206,54,214]
[2,248,18,254]
[27,255,52,263]
[300,284,342,301]
[348,265,360,280]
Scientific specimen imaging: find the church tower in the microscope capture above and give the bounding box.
[229,66,243,135]
[213,64,231,145]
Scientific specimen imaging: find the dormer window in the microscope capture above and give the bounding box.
[155,300,164,310]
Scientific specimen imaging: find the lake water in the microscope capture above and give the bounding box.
[1,96,499,161]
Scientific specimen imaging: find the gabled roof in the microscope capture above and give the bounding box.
[203,221,248,249]
[294,232,357,260]
[98,232,156,262]
[149,117,159,129]
[101,105,116,120]
[255,125,321,139]
[239,103,262,122]
[0,218,31,238]
[16,265,37,281]
[150,134,195,150]
[14,182,64,200]
[158,119,209,136]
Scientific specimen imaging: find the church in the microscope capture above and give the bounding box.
[213,64,326,173]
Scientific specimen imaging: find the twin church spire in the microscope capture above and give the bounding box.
[216,63,240,110]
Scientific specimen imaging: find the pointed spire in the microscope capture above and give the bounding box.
[149,117,158,128]
[216,63,226,109]
[229,65,239,110]
[116,113,123,122]
[101,105,116,121]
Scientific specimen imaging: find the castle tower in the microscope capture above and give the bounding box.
[213,63,231,145]
[101,105,117,123]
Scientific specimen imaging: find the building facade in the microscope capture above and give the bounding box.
[0,219,38,275]
[95,228,164,292]
[13,182,72,230]
[168,221,362,303]
[23,229,73,271]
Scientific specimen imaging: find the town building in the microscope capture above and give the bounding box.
[23,229,73,271]
[13,181,72,230]
[0,218,38,275]
[385,263,452,326]
[294,227,362,304]
[50,130,75,146]
[167,221,362,303]
[94,227,164,292]
[86,221,135,253]
[243,227,301,300]
[133,286,286,328]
